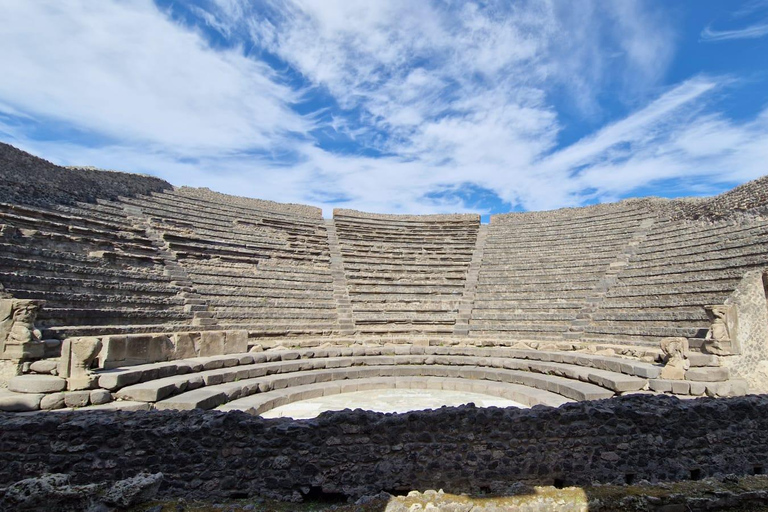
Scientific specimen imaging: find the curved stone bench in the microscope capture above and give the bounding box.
[215,376,573,416]
[109,355,627,411]
[97,345,662,392]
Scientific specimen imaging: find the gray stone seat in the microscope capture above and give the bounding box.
[211,376,574,415]
[96,345,664,394]
[105,349,653,408]
[186,362,612,405]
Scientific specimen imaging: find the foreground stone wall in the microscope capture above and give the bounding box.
[1,395,768,501]
[0,143,171,207]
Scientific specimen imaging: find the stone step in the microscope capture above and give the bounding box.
[209,376,573,415]
[105,351,651,407]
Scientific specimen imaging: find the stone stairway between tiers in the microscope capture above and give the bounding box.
[325,220,356,335]
[454,225,488,335]
[565,217,656,340]
[123,204,217,329]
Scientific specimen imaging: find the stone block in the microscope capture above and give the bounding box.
[90,389,112,405]
[148,335,173,363]
[29,359,58,374]
[670,381,691,395]
[85,401,151,412]
[9,375,67,393]
[660,366,686,380]
[237,354,254,365]
[223,330,248,354]
[689,382,707,396]
[649,380,673,393]
[40,392,66,410]
[171,332,200,359]
[64,391,91,408]
[124,336,152,364]
[100,336,127,368]
[199,331,225,357]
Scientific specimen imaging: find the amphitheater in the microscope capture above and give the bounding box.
[3,141,768,502]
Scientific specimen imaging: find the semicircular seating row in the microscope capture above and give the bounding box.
[48,345,735,416]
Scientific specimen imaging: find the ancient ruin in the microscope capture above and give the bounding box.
[2,141,768,500]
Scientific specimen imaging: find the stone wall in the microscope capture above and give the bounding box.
[0,143,171,207]
[2,395,768,501]
[721,270,768,392]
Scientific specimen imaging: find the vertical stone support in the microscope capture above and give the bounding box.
[325,220,356,335]
[454,225,488,336]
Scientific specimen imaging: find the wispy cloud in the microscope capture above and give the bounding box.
[701,21,768,41]
[701,0,768,42]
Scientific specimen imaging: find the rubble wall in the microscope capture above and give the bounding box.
[1,395,768,501]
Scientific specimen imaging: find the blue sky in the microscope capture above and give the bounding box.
[1,1,767,218]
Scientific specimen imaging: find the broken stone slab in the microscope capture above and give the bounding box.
[8,374,67,393]
[685,367,729,382]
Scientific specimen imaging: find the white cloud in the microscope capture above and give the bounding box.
[1,0,767,218]
[0,0,308,153]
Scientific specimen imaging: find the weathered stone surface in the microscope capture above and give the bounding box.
[223,330,248,354]
[199,331,225,357]
[8,374,66,393]
[63,390,90,408]
[0,472,163,511]
[686,367,730,382]
[0,298,44,360]
[704,304,738,355]
[0,389,42,411]
[29,359,58,374]
[89,389,112,405]
[59,337,102,390]
[171,332,200,359]
[101,472,163,507]
[40,392,66,410]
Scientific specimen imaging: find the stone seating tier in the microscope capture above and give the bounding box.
[60,200,138,226]
[333,210,479,336]
[3,342,746,413]
[0,198,191,336]
[638,220,768,249]
[0,203,148,239]
[140,188,323,220]
[172,186,323,219]
[214,377,573,413]
[579,217,768,345]
[490,200,657,225]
